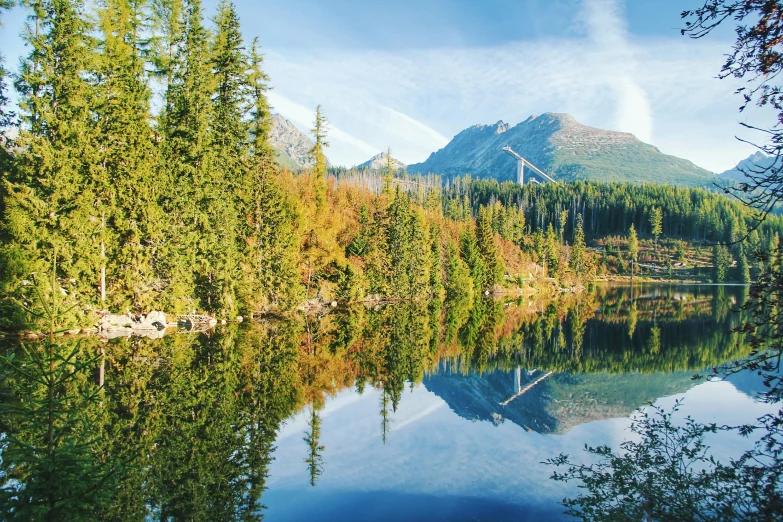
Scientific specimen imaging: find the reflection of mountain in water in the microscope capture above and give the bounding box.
[426,284,755,435]
[424,368,697,435]
[725,367,783,401]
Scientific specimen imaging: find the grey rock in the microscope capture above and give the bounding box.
[101,314,133,330]
[140,311,167,328]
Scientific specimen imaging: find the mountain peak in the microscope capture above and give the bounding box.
[408,112,714,186]
[718,150,779,183]
[494,121,509,134]
[358,151,406,171]
[269,114,331,169]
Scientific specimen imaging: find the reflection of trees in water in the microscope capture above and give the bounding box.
[0,285,753,519]
[303,407,324,487]
[0,337,116,520]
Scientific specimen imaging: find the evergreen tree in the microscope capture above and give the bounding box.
[3,0,100,327]
[546,222,560,277]
[532,229,546,275]
[570,213,586,273]
[0,0,14,149]
[94,0,164,311]
[150,0,184,96]
[158,0,213,313]
[347,204,371,257]
[461,227,487,291]
[628,224,639,280]
[0,263,117,519]
[199,0,249,317]
[241,36,302,310]
[303,407,324,487]
[382,146,394,195]
[428,221,444,299]
[385,188,429,297]
[247,37,274,165]
[407,206,431,297]
[712,244,732,283]
[736,245,751,284]
[0,0,15,229]
[445,241,473,301]
[210,0,247,167]
[650,206,663,253]
[476,205,504,288]
[309,105,328,209]
[559,209,568,244]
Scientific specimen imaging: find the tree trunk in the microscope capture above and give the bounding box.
[100,213,106,303]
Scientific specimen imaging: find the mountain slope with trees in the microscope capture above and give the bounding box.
[0,0,564,331]
[408,113,716,186]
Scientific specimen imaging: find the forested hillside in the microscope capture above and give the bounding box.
[0,0,771,334]
[0,0,558,331]
[441,177,783,282]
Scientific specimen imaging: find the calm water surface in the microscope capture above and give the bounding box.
[0,284,775,521]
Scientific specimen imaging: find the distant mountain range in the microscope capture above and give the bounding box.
[717,150,781,184]
[407,113,716,187]
[270,111,735,188]
[269,114,330,170]
[357,151,406,171]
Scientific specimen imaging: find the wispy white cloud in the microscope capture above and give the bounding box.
[259,1,759,172]
[581,0,653,143]
[390,401,445,432]
[267,91,378,160]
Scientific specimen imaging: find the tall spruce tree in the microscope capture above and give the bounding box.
[545,222,560,277]
[736,245,751,284]
[201,0,248,317]
[570,213,586,273]
[461,227,487,291]
[385,188,414,296]
[476,205,504,288]
[150,0,183,95]
[94,0,164,311]
[309,104,328,209]
[628,223,639,280]
[0,0,14,148]
[649,206,663,253]
[0,0,15,225]
[243,37,303,311]
[3,0,100,327]
[382,146,394,195]
[159,0,213,313]
[247,38,274,164]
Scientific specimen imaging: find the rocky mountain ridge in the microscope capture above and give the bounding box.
[408,113,716,187]
[718,151,780,184]
[357,151,406,171]
[269,113,331,169]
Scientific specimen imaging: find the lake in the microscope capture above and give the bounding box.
[0,284,775,520]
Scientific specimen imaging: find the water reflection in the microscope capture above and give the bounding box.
[0,284,755,520]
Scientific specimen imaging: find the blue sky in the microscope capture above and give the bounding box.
[0,0,767,171]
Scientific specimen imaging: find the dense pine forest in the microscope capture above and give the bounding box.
[440,177,783,283]
[0,0,551,331]
[0,0,774,332]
